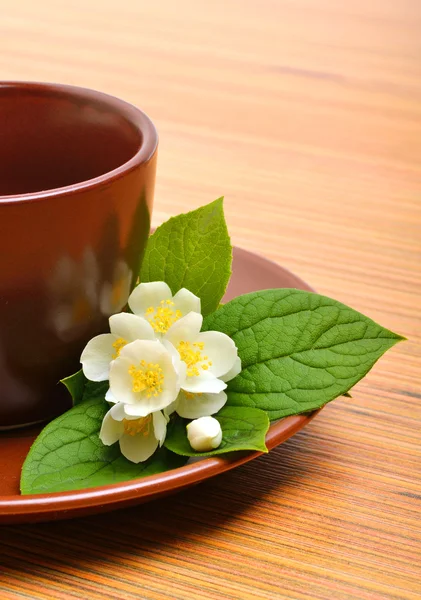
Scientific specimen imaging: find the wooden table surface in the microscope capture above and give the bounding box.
[1,1,420,598]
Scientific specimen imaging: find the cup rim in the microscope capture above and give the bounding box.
[0,81,158,205]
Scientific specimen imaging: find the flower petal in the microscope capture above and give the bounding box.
[109,312,155,342]
[105,388,118,403]
[172,288,201,316]
[122,387,177,417]
[122,403,150,417]
[109,402,126,420]
[220,356,242,383]
[161,340,187,388]
[109,363,138,405]
[119,431,158,463]
[165,312,203,346]
[99,409,124,445]
[175,390,227,419]
[128,282,172,316]
[196,331,238,378]
[118,338,167,362]
[152,411,168,446]
[182,372,227,394]
[81,333,118,381]
[164,400,177,418]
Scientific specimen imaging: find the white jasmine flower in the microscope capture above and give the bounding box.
[186,416,223,452]
[220,356,242,383]
[100,403,168,463]
[100,260,133,316]
[164,312,239,416]
[128,281,200,336]
[108,339,185,417]
[169,390,227,420]
[80,313,156,382]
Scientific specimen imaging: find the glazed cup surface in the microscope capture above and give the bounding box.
[0,82,158,428]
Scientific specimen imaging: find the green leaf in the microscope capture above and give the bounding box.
[61,370,108,406]
[203,289,404,421]
[140,198,232,316]
[21,397,187,494]
[61,370,86,403]
[164,406,269,457]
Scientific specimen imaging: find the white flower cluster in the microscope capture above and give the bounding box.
[80,282,241,463]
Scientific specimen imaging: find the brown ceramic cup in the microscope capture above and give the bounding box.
[0,82,158,428]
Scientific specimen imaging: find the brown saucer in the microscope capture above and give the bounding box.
[0,247,317,524]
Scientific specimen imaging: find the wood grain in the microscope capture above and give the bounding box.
[0,0,420,598]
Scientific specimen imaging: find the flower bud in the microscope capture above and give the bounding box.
[186,416,222,452]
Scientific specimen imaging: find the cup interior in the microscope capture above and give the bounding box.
[0,84,142,196]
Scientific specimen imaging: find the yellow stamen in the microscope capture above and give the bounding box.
[177,341,212,377]
[128,360,164,397]
[184,391,203,399]
[123,415,152,437]
[112,337,127,359]
[145,299,183,334]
